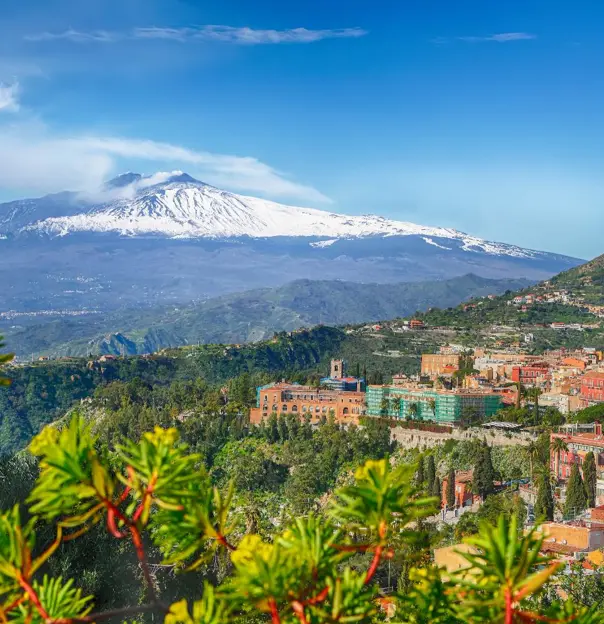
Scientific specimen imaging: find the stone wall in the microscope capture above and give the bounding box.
[391,426,533,450]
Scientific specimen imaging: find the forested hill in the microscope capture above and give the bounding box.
[549,253,604,302]
[412,253,604,331]
[2,273,531,358]
[0,325,348,455]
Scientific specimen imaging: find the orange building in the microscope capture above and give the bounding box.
[421,354,461,377]
[562,357,588,371]
[249,382,365,425]
[538,521,604,552]
[441,470,477,508]
[581,372,604,403]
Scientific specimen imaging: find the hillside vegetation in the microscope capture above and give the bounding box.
[1,274,531,357]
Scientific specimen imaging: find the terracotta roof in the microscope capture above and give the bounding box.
[540,542,583,556]
[584,372,604,380]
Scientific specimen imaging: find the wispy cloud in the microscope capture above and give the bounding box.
[26,25,367,45]
[433,32,536,45]
[0,83,19,112]
[459,32,536,43]
[0,124,331,204]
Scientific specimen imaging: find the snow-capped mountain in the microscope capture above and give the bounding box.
[0,171,551,260]
[0,172,583,315]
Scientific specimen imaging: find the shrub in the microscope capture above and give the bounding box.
[0,415,599,623]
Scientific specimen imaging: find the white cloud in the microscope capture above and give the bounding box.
[0,83,19,112]
[458,32,536,43]
[0,126,331,204]
[26,25,367,45]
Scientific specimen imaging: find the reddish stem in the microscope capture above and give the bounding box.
[291,601,308,624]
[268,598,281,624]
[364,545,383,584]
[216,533,236,552]
[2,596,25,614]
[106,508,128,539]
[129,524,157,602]
[18,576,49,621]
[504,586,513,624]
[307,586,329,605]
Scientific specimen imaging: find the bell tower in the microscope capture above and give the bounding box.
[330,359,345,379]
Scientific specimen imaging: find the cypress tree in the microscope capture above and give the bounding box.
[583,452,597,508]
[431,475,441,500]
[534,472,554,521]
[564,463,587,518]
[446,468,456,509]
[425,455,436,492]
[474,444,495,499]
[415,459,425,487]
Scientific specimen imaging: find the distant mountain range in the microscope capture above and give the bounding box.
[2,274,532,357]
[0,172,582,312]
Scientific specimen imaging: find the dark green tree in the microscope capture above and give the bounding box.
[424,455,436,492]
[564,463,587,518]
[474,444,496,499]
[431,475,441,500]
[415,457,425,487]
[583,451,597,508]
[446,468,456,509]
[534,471,554,521]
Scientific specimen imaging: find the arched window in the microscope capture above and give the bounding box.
[272,404,278,412]
[262,404,268,411]
[302,406,307,412]
[315,406,320,413]
[292,405,298,412]
[282,404,288,412]
[343,407,349,415]
[322,406,328,413]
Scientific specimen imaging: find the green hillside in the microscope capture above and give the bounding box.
[2,274,530,357]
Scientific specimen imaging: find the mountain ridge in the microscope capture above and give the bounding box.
[0,172,578,261]
[0,172,583,313]
[1,273,532,357]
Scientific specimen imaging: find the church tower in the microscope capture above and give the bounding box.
[330,359,345,379]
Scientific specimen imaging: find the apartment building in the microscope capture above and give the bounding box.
[365,385,502,425]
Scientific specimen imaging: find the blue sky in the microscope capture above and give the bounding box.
[0,0,602,258]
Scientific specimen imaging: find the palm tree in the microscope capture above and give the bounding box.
[551,437,568,481]
[391,396,402,417]
[427,399,436,420]
[408,402,419,421]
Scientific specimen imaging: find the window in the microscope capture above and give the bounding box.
[282,404,288,412]
[272,404,278,412]
[302,406,307,412]
[292,405,298,412]
[343,407,349,415]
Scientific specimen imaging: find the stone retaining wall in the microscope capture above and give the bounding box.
[391,426,533,450]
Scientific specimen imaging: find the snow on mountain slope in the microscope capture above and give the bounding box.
[13,172,542,259]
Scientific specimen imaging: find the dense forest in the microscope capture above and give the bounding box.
[0,325,426,456]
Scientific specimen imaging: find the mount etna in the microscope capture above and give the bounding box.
[0,172,581,316]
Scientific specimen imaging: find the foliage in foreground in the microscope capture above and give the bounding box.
[0,416,601,624]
